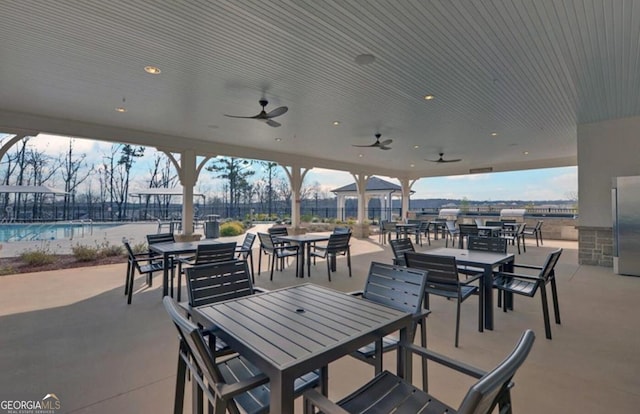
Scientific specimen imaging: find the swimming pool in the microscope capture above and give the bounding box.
[0,223,123,242]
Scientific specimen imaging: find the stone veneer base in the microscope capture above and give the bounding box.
[578,227,613,267]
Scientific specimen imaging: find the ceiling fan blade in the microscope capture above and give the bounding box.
[379,139,393,146]
[352,143,376,147]
[440,158,462,163]
[379,145,392,150]
[266,106,288,118]
[265,119,281,127]
[224,114,261,119]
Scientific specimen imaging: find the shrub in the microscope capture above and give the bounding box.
[219,221,245,237]
[130,242,148,254]
[72,244,100,262]
[20,249,56,266]
[98,241,124,257]
[0,266,15,276]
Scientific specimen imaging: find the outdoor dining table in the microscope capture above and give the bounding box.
[426,247,514,330]
[428,220,447,240]
[148,240,222,297]
[395,223,419,242]
[192,283,415,414]
[275,233,330,278]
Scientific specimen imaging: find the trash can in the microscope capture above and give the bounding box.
[204,214,220,239]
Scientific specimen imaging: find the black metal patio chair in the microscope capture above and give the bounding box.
[235,233,256,282]
[303,330,536,414]
[348,262,430,390]
[493,248,563,339]
[309,232,352,281]
[163,296,319,414]
[123,238,175,305]
[176,242,237,300]
[405,252,483,347]
[257,232,300,280]
[389,237,415,266]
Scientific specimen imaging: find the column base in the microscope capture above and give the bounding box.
[175,233,202,242]
[350,223,370,239]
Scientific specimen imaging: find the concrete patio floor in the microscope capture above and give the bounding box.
[1,229,639,413]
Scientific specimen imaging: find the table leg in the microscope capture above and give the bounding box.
[270,372,294,414]
[397,325,411,381]
[483,265,493,330]
[503,259,514,310]
[163,252,170,297]
[306,242,312,278]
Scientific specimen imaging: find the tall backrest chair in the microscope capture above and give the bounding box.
[458,223,480,248]
[468,236,508,253]
[379,220,397,244]
[185,260,254,308]
[523,220,544,246]
[123,238,172,304]
[501,223,526,254]
[493,248,563,339]
[445,220,459,248]
[175,242,237,301]
[303,330,536,414]
[163,296,319,414]
[309,232,351,281]
[235,233,256,282]
[404,252,483,347]
[389,237,415,266]
[350,262,430,389]
[257,232,299,280]
[145,232,175,287]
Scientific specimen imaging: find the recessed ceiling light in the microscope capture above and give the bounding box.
[332,121,340,126]
[410,164,415,168]
[358,154,363,158]
[115,107,127,113]
[424,94,435,100]
[354,53,376,65]
[413,145,420,149]
[144,66,161,74]
[275,138,282,142]
[523,151,529,155]
[491,132,498,137]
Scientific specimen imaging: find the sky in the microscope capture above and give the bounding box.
[3,134,577,201]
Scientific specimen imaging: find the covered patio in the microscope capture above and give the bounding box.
[0,232,638,413]
[1,2,640,413]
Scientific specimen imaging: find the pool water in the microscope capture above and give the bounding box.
[0,223,122,242]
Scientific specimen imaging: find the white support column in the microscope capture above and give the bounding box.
[398,178,417,221]
[336,194,345,220]
[283,164,311,232]
[165,149,211,239]
[351,173,370,223]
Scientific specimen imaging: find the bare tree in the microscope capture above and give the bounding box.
[59,139,93,219]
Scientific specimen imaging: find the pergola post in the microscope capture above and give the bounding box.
[351,172,370,238]
[398,178,416,221]
[283,164,311,233]
[164,149,211,240]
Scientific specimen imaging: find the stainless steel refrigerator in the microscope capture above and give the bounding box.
[612,176,640,276]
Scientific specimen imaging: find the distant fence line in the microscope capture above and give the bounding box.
[1,202,577,223]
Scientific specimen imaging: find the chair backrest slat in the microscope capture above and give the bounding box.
[258,232,275,251]
[363,262,428,314]
[459,223,479,236]
[186,260,254,308]
[267,226,288,236]
[146,232,175,245]
[194,242,237,264]
[468,236,507,253]
[240,233,256,252]
[333,226,351,234]
[326,232,351,250]
[540,249,562,282]
[485,220,502,227]
[457,330,536,414]
[404,252,460,287]
[390,238,415,266]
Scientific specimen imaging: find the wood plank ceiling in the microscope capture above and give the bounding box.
[1,0,639,178]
